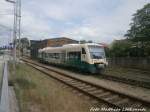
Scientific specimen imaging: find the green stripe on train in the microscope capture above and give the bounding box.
[65,59,96,72]
[40,58,96,72]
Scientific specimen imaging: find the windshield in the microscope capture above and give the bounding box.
[88,46,105,59]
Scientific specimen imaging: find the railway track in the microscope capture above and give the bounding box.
[23,56,150,89]
[96,74,150,89]
[21,58,150,111]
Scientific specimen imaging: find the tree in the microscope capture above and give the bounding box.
[109,39,132,57]
[125,3,150,42]
[20,38,30,48]
[18,37,30,55]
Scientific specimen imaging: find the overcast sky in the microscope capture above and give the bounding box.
[0,0,150,46]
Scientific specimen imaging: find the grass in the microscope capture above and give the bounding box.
[8,61,95,112]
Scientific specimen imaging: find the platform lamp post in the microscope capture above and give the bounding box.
[18,0,21,60]
[15,0,21,60]
[5,0,17,75]
[5,0,22,61]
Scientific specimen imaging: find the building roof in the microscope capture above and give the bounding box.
[30,37,79,49]
[41,37,78,42]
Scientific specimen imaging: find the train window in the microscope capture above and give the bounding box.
[82,48,86,54]
[46,53,48,58]
[68,52,81,60]
[52,53,55,58]
[41,52,44,57]
[43,53,45,57]
[49,53,52,58]
[45,53,60,59]
[55,53,60,59]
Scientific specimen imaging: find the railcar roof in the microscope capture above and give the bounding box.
[62,43,101,47]
[39,43,103,52]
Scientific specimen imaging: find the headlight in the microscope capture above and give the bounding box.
[97,64,105,68]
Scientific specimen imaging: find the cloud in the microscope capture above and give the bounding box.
[0,0,150,46]
[21,10,53,39]
[60,0,150,43]
[0,0,14,46]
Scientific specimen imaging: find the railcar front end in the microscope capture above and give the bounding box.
[85,44,108,73]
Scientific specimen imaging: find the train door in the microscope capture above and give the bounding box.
[81,48,87,62]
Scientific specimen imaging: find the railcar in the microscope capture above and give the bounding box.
[38,43,108,74]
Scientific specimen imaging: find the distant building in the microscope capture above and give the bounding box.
[30,40,41,59]
[30,37,79,59]
[39,37,79,48]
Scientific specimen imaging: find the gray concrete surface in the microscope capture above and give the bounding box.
[9,87,19,112]
[0,56,4,94]
[0,54,19,112]
[0,62,9,112]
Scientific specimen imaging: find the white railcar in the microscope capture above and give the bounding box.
[38,43,108,73]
